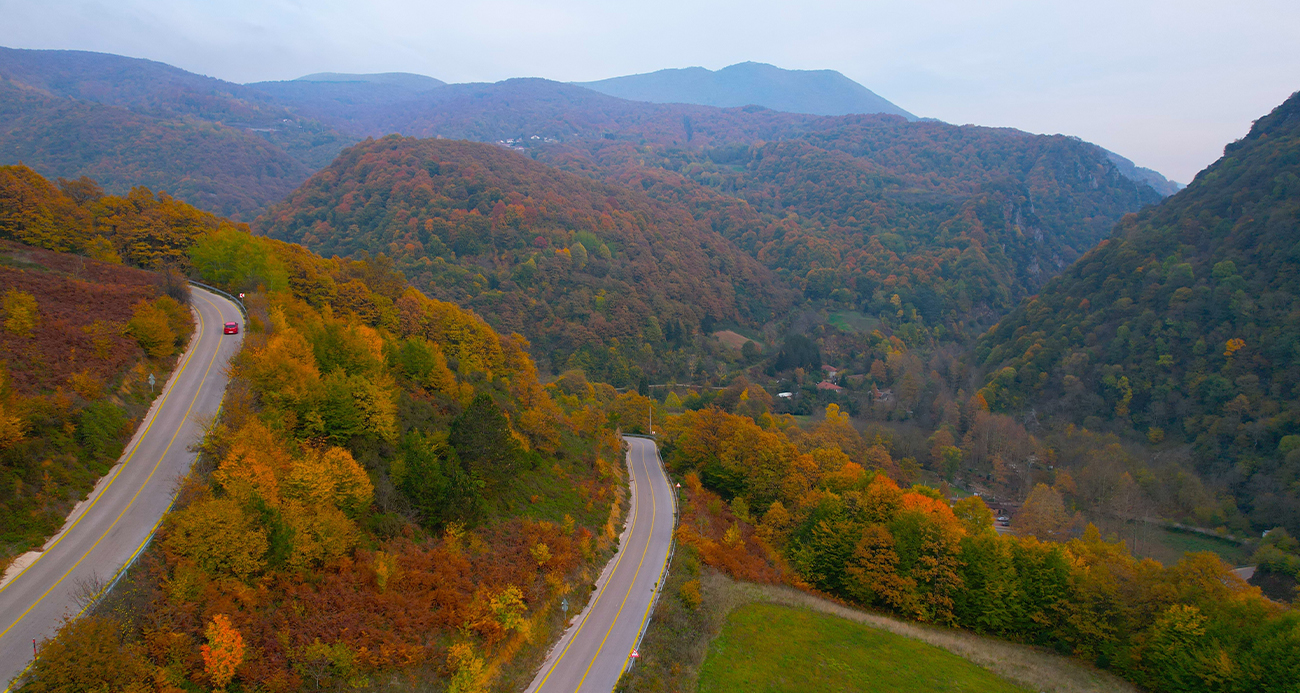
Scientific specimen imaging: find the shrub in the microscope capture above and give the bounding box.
[78,400,128,462]
[3,289,38,336]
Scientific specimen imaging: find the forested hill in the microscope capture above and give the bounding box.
[576,61,916,119]
[257,136,798,384]
[0,48,355,218]
[540,115,1167,336]
[976,91,1300,534]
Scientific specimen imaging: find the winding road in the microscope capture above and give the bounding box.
[0,287,242,690]
[526,436,676,693]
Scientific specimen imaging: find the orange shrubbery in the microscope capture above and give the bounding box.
[662,403,1300,692]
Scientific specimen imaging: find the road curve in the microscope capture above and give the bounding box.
[526,436,676,693]
[0,287,243,689]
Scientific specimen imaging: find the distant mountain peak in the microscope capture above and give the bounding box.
[575,61,915,120]
[294,72,445,90]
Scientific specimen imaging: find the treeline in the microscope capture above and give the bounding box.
[1,163,239,268]
[976,91,1300,536]
[257,136,797,385]
[660,404,1300,693]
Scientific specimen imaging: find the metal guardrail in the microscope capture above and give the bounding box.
[187,280,247,319]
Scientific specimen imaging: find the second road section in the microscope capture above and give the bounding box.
[526,436,676,693]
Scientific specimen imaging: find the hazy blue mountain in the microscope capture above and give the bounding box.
[575,62,915,120]
[294,71,445,89]
[248,72,449,129]
[1103,148,1183,196]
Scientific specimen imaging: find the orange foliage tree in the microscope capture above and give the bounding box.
[202,614,245,690]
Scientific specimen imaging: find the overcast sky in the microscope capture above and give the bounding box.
[2,0,1297,183]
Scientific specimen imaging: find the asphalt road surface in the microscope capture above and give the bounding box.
[526,435,676,693]
[0,287,242,689]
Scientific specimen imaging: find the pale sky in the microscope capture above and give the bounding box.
[2,0,1297,183]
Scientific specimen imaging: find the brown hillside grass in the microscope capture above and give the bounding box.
[711,330,753,351]
[0,240,159,394]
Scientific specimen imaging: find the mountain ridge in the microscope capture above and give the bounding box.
[294,71,446,89]
[575,61,916,120]
[0,46,1181,223]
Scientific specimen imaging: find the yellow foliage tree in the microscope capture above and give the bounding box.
[282,502,360,571]
[126,299,176,358]
[3,289,39,337]
[396,288,505,378]
[445,643,487,693]
[1016,483,1077,541]
[238,325,321,414]
[0,398,24,450]
[21,615,151,693]
[286,446,374,514]
[0,369,27,449]
[213,419,295,505]
[489,584,527,632]
[163,498,268,580]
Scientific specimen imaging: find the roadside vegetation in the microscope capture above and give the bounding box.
[616,404,1300,693]
[0,181,197,570]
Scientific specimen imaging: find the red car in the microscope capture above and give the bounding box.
[223,321,240,335]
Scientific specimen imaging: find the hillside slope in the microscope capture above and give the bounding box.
[4,165,634,693]
[257,136,798,383]
[577,61,915,120]
[976,91,1300,534]
[542,115,1166,336]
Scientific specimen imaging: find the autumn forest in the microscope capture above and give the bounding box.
[0,45,1298,693]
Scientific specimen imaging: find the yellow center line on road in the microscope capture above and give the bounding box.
[0,294,226,647]
[626,444,671,660]
[574,441,658,691]
[531,438,647,692]
[0,298,208,599]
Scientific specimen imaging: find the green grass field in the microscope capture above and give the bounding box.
[698,603,1030,693]
[1145,525,1251,566]
[827,311,880,334]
